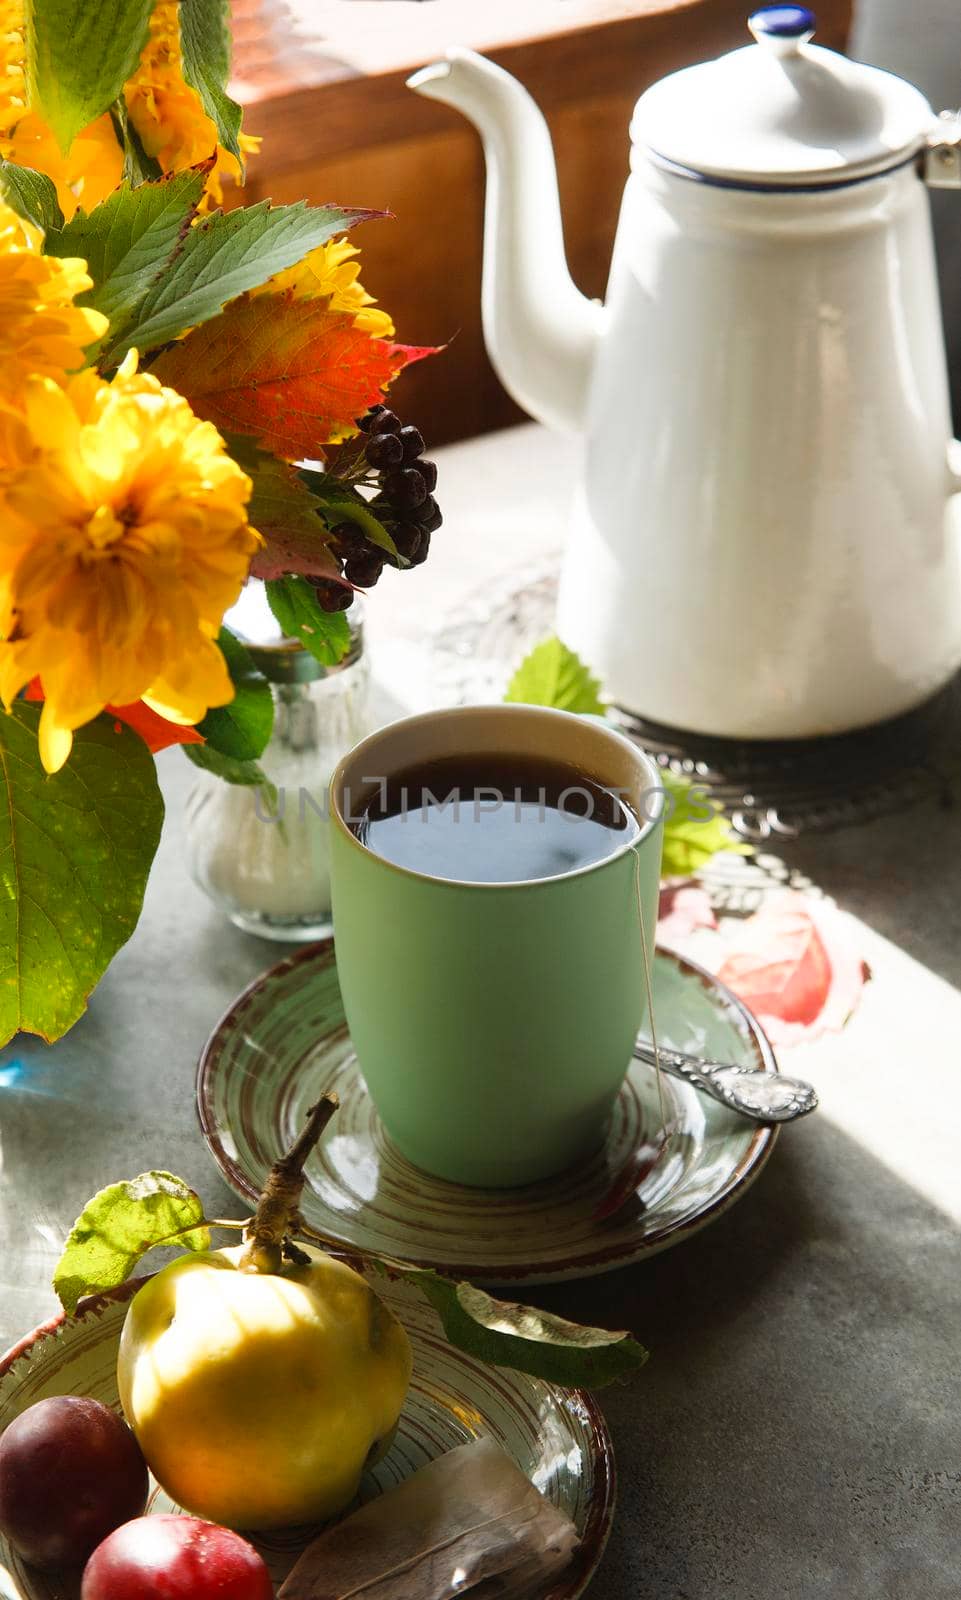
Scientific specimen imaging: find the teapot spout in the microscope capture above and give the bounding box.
[408,48,602,433]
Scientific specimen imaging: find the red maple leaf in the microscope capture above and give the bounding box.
[152,293,438,461]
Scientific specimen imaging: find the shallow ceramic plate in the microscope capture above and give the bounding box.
[198,941,779,1285]
[0,1272,613,1600]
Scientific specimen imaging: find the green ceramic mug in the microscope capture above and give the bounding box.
[329,705,664,1187]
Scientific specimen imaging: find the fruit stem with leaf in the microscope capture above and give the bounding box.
[240,1092,340,1274]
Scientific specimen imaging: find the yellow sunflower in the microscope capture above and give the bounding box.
[261,237,395,338]
[0,1,123,220]
[0,202,108,413]
[124,0,257,207]
[0,354,258,772]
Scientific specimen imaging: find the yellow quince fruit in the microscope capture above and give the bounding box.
[117,1244,412,1530]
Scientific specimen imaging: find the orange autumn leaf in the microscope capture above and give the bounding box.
[108,701,205,753]
[151,292,437,460]
[25,680,203,753]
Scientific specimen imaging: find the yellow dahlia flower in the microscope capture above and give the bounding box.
[124,1,256,207]
[262,237,395,338]
[0,355,258,772]
[5,111,124,220]
[0,1,122,219]
[0,202,108,411]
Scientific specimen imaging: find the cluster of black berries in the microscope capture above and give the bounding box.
[309,405,442,613]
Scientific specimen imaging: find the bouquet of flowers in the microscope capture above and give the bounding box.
[0,0,438,1049]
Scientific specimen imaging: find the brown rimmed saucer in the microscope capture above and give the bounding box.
[197,939,779,1286]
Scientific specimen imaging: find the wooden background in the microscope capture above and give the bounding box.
[231,0,854,445]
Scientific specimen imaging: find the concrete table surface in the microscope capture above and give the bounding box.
[2,425,960,1600]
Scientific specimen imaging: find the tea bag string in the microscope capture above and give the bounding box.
[633,842,667,1135]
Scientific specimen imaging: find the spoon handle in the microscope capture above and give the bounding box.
[633,1041,818,1123]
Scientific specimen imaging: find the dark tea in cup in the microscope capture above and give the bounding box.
[349,752,642,883]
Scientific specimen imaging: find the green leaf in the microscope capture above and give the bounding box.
[183,742,277,807]
[298,467,399,560]
[179,0,243,163]
[45,168,207,330]
[504,636,605,716]
[0,159,64,232]
[53,1172,210,1315]
[265,575,351,667]
[194,628,273,762]
[0,703,163,1047]
[222,441,340,583]
[101,201,375,367]
[109,100,163,187]
[406,1269,648,1389]
[658,769,750,875]
[184,743,267,786]
[26,0,153,154]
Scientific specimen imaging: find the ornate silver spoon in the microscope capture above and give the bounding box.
[633,1040,818,1123]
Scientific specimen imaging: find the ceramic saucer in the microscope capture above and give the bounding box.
[0,1273,613,1600]
[197,940,779,1285]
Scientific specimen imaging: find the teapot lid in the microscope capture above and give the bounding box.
[632,7,936,188]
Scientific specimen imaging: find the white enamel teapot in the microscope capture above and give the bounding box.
[410,7,961,739]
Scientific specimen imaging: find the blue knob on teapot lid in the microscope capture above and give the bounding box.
[749,6,816,49]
